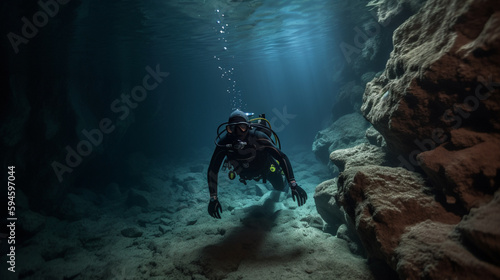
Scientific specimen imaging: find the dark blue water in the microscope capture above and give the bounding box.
[4,0,342,159]
[141,0,342,156]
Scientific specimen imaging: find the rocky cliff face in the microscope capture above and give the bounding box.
[312,0,424,165]
[362,0,500,212]
[315,0,500,278]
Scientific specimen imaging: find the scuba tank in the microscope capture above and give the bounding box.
[248,113,280,147]
[254,114,272,138]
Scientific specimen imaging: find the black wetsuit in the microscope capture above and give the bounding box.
[207,128,295,198]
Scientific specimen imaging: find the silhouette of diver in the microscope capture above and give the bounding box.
[207,109,308,219]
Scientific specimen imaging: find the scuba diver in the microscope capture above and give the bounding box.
[207,109,308,219]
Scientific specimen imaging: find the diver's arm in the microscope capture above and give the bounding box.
[207,146,226,198]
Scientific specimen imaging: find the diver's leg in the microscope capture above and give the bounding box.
[267,168,286,191]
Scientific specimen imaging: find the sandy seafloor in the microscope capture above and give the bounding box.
[2,145,375,280]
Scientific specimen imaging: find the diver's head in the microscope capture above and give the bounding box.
[226,109,250,139]
[228,109,249,123]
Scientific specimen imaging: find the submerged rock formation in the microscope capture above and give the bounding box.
[314,0,425,169]
[336,166,458,264]
[329,142,388,172]
[336,166,500,278]
[362,0,500,212]
[316,0,500,278]
[312,113,371,164]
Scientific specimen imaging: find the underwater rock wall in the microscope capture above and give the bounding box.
[312,0,424,162]
[361,0,500,212]
[316,0,500,278]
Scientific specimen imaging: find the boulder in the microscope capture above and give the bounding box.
[312,113,371,163]
[395,220,500,279]
[336,164,500,278]
[365,126,385,147]
[418,129,500,212]
[336,224,364,257]
[314,178,365,256]
[314,178,345,229]
[329,143,388,172]
[336,165,460,265]
[454,190,500,265]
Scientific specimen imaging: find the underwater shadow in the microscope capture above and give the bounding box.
[199,192,304,278]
